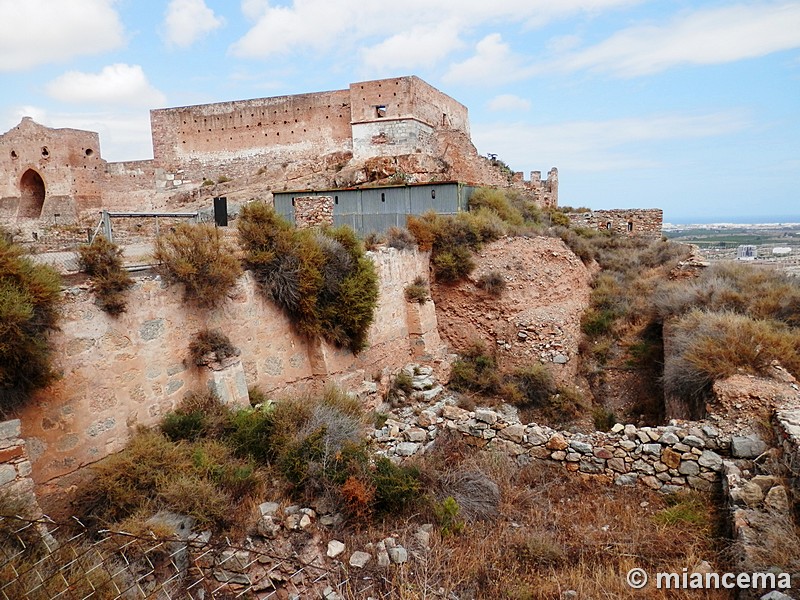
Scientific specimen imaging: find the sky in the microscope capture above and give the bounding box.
[1,1,799,223]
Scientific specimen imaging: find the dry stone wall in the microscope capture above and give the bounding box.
[378,391,727,493]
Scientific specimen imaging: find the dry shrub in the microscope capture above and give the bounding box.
[0,234,61,415]
[238,204,378,353]
[664,309,800,417]
[188,328,237,366]
[404,275,429,304]
[385,226,416,250]
[363,231,384,250]
[154,222,242,308]
[655,261,800,325]
[340,475,375,519]
[436,469,500,521]
[78,235,133,315]
[476,270,506,297]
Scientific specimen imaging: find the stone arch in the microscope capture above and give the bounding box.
[18,169,46,218]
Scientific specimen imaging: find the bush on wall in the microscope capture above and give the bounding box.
[77,236,133,315]
[0,232,61,415]
[237,203,379,353]
[154,223,242,308]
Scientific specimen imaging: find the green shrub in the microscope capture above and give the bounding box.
[404,276,429,304]
[449,341,501,395]
[433,246,476,283]
[433,496,465,536]
[469,187,523,225]
[509,364,556,408]
[0,234,61,415]
[592,405,617,431]
[372,457,422,514]
[238,204,379,353]
[581,307,617,337]
[546,209,571,227]
[154,223,242,308]
[216,175,231,184]
[188,329,237,366]
[476,271,506,297]
[363,231,384,251]
[77,236,133,315]
[161,391,229,442]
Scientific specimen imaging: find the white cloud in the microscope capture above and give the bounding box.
[46,64,167,108]
[164,0,225,48]
[560,2,800,77]
[360,24,464,73]
[487,94,531,112]
[473,111,749,172]
[229,0,639,63]
[241,0,269,21]
[444,34,540,85]
[0,0,125,71]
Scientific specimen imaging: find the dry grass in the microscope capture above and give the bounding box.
[335,445,730,599]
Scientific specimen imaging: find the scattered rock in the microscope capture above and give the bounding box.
[349,551,371,569]
[327,540,346,559]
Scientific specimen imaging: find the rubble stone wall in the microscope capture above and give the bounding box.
[567,208,663,236]
[294,196,334,229]
[0,419,41,515]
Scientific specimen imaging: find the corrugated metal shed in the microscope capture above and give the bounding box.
[273,181,475,234]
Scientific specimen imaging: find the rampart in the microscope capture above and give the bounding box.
[16,248,445,501]
[567,208,662,236]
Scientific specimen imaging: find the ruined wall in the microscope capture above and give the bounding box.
[0,118,105,222]
[567,208,663,236]
[17,248,445,499]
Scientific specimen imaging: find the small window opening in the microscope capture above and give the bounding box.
[291,198,295,207]
[41,146,49,158]
[627,221,633,232]
[85,148,94,157]
[334,195,339,205]
[606,222,612,230]
[10,150,17,159]
[381,193,385,202]
[442,113,447,127]
[431,189,436,199]
[376,105,387,118]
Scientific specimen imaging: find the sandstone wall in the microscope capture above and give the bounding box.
[17,248,445,499]
[0,118,105,223]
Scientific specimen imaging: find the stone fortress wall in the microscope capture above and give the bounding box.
[0,76,556,226]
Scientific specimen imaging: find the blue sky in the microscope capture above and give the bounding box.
[1,1,798,223]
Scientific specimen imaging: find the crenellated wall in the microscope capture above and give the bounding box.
[16,248,446,501]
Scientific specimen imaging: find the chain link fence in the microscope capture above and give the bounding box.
[0,513,405,600]
[7,211,222,276]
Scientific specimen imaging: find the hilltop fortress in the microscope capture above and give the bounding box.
[0,76,558,225]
